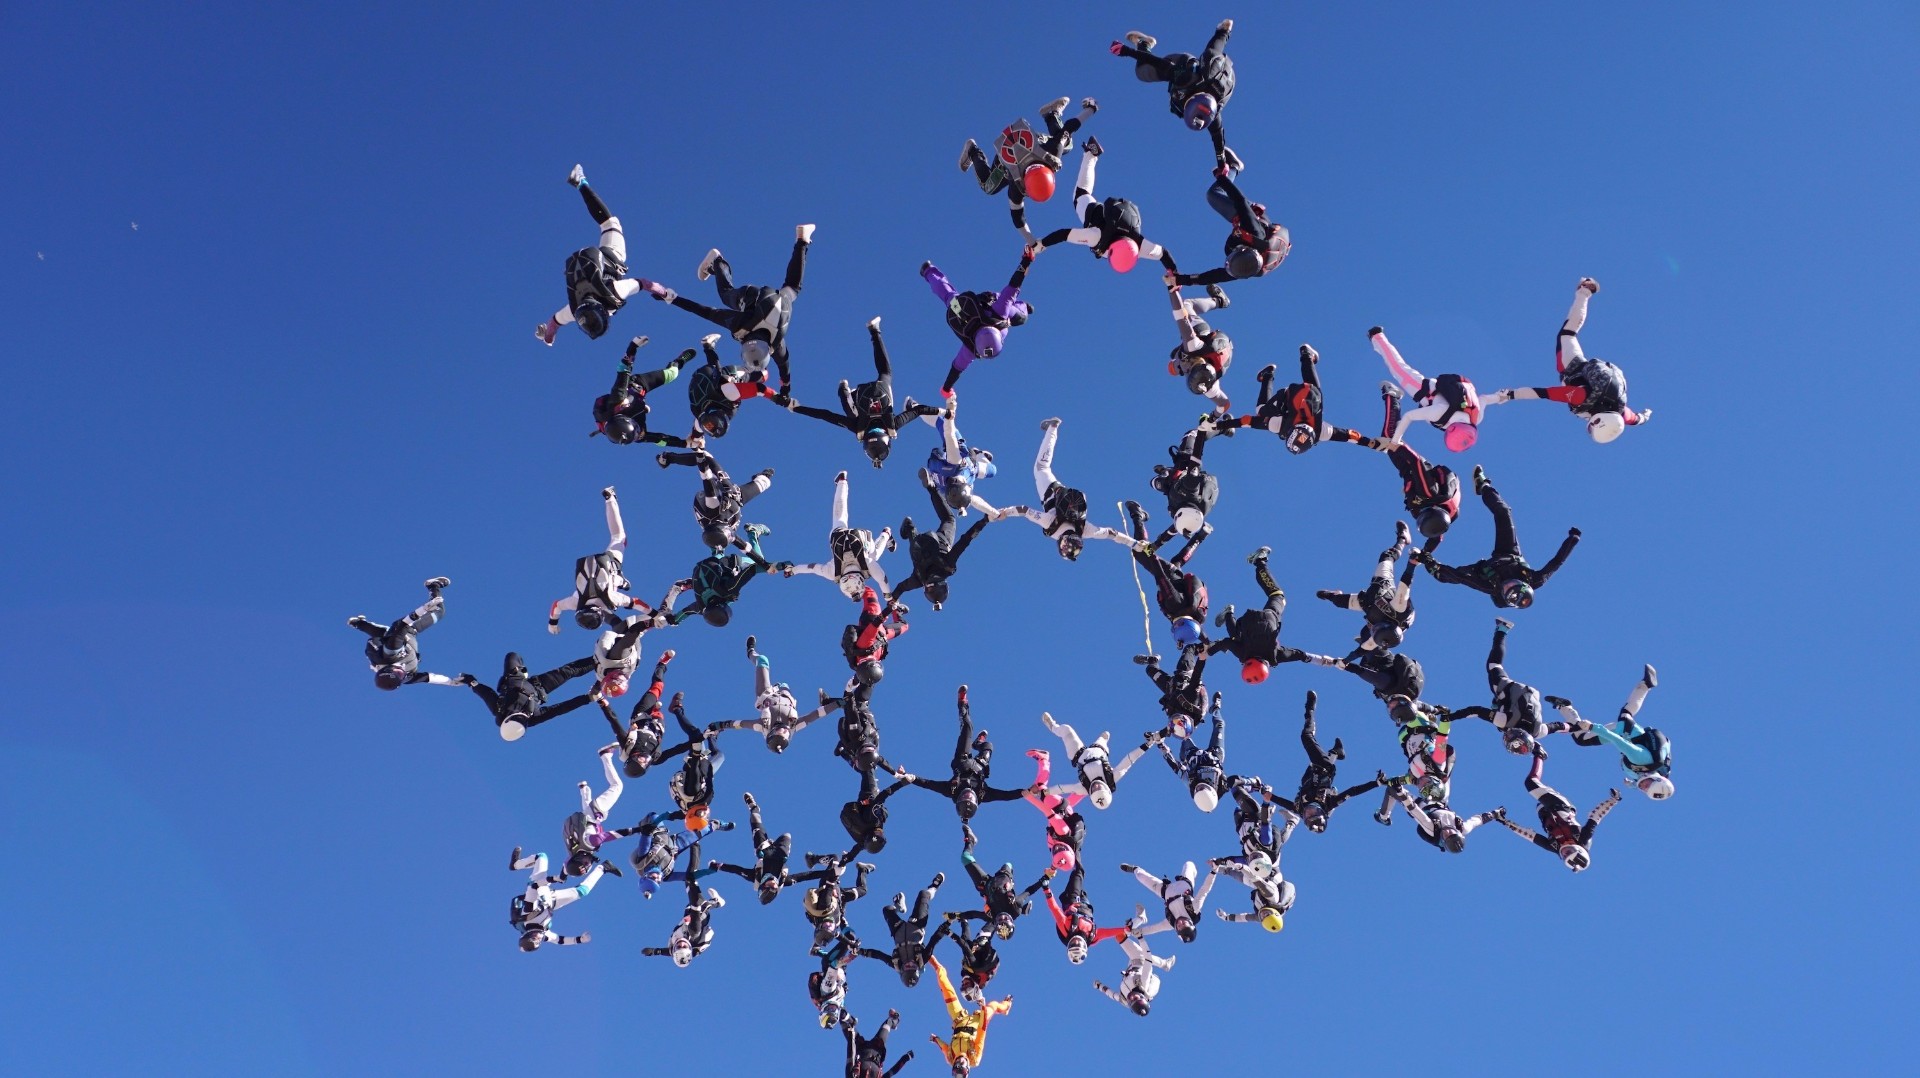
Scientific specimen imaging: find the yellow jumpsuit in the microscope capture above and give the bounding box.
[927,955,1012,1070]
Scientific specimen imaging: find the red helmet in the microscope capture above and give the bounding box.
[1241,658,1271,684]
[1024,165,1056,201]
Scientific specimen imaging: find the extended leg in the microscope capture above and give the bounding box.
[1481,483,1523,562]
[1032,421,1060,499]
[832,472,851,533]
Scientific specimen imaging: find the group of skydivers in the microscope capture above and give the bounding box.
[353,21,1669,1075]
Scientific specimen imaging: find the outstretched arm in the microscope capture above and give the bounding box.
[1532,530,1582,586]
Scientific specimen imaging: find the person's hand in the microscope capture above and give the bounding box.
[547,620,561,635]
[919,260,933,276]
[1491,806,1509,820]
[1544,695,1571,708]
[1569,527,1583,539]
[1109,40,1125,55]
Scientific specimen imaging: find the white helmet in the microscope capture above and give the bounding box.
[1172,506,1207,536]
[1638,773,1675,800]
[671,937,694,967]
[838,573,865,600]
[1559,844,1592,872]
[1087,779,1113,810]
[1066,935,1088,964]
[1192,785,1219,813]
[1587,412,1626,443]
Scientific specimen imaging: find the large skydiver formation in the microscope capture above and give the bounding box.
[360,18,1667,1074]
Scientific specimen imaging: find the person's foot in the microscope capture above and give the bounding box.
[745,635,758,658]
[1300,343,1320,366]
[1040,416,1062,430]
[1331,738,1346,761]
[745,522,771,539]
[1119,862,1139,875]
[1206,283,1231,310]
[1080,97,1100,112]
[659,649,676,664]
[602,486,616,500]
[796,223,816,243]
[755,468,776,483]
[1579,276,1601,294]
[696,248,723,281]
[709,887,726,907]
[1039,96,1069,119]
[1255,364,1277,384]
[1220,146,1245,173]
[890,892,907,909]
[535,320,558,345]
[699,332,722,349]
[1380,380,1402,401]
[346,615,368,627]
[567,163,586,188]
[510,845,523,868]
[1082,136,1104,158]
[1248,546,1271,564]
[1642,664,1659,689]
[655,453,671,469]
[1217,18,1234,31]
[1472,465,1489,494]
[867,315,883,334]
[1132,654,1160,666]
[423,575,450,591]
[1494,617,1514,632]
[1125,30,1157,50]
[601,861,622,877]
[1124,500,1149,527]
[669,691,686,713]
[930,871,945,889]
[1395,520,1411,545]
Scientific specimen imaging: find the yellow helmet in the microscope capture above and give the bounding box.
[1259,908,1286,933]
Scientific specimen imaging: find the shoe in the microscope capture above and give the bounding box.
[1248,546,1271,564]
[1220,146,1245,173]
[1206,283,1230,310]
[602,486,616,500]
[423,575,450,592]
[1579,277,1601,294]
[745,523,771,540]
[511,846,523,869]
[1331,738,1346,761]
[1039,96,1069,119]
[890,892,907,909]
[655,453,671,469]
[931,871,946,889]
[709,888,726,907]
[1494,617,1514,632]
[659,649,675,664]
[1124,500,1149,527]
[1300,343,1320,365]
[1081,97,1100,112]
[700,332,722,349]
[567,164,586,188]
[1255,364,1276,384]
[755,468,775,482]
[796,223,816,243]
[1124,31,1157,50]
[958,139,978,171]
[535,320,558,345]
[857,862,877,873]
[1380,380,1402,401]
[1642,664,1658,689]
[1082,136,1104,158]
[696,248,723,281]
[1395,520,1411,545]
[1040,416,1062,430]
[1132,654,1160,666]
[601,862,622,877]
[1472,465,1489,494]
[867,315,882,333]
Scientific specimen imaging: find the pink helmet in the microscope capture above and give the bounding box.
[1443,421,1478,452]
[1106,238,1140,273]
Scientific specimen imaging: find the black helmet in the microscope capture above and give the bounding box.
[1415,507,1452,538]
[700,525,729,551]
[604,414,639,445]
[575,301,610,340]
[1226,245,1265,280]
[700,409,732,438]
[865,828,888,853]
[703,603,733,627]
[374,666,406,691]
[1184,363,1218,395]
[956,788,981,819]
[855,661,885,688]
[944,477,973,511]
[1371,624,1404,649]
[574,607,606,630]
[767,728,792,754]
[862,431,893,464]
[565,850,595,877]
[925,580,950,609]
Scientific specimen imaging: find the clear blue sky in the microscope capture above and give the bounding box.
[3,2,1912,1073]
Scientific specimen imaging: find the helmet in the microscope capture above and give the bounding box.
[1285,424,1318,455]
[1259,907,1286,933]
[1241,658,1271,684]
[1588,412,1626,443]
[1128,991,1152,1016]
[1023,164,1056,201]
[740,338,772,369]
[1066,935,1088,963]
[972,325,1005,359]
[1172,506,1206,536]
[924,579,950,610]
[1370,623,1404,649]
[685,804,710,831]
[855,660,885,688]
[700,525,729,552]
[518,930,544,952]
[374,665,407,691]
[838,573,866,600]
[766,727,792,754]
[1503,728,1536,754]
[1171,617,1202,647]
[565,850,595,877]
[1058,534,1084,561]
[602,672,631,698]
[956,787,981,819]
[1087,779,1113,810]
[865,828,888,853]
[993,912,1016,939]
[500,716,529,742]
[1182,93,1219,130]
[1192,785,1220,813]
[1498,580,1536,609]
[945,476,974,511]
[1638,773,1675,800]
[1106,237,1140,273]
[1173,916,1196,942]
[1443,422,1478,452]
[1185,363,1218,395]
[574,607,606,631]
[1415,506,1453,538]
[604,414,639,445]
[1440,829,1466,854]
[1560,844,1592,872]
[699,409,731,438]
[862,431,892,464]
[623,750,653,778]
[1226,245,1265,279]
[575,300,610,339]
[703,603,733,627]
[757,877,782,905]
[1049,842,1077,873]
[1302,803,1328,833]
[671,938,693,967]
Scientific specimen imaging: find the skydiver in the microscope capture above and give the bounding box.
[919,397,1000,517]
[589,335,692,447]
[856,871,947,988]
[655,446,775,553]
[1022,749,1089,873]
[547,486,647,633]
[1146,427,1220,555]
[1448,618,1556,756]
[958,824,1052,940]
[1315,521,1420,653]
[1207,546,1341,684]
[1484,278,1650,443]
[890,466,993,611]
[704,635,839,755]
[1136,645,1211,740]
[960,96,1100,239]
[1040,865,1134,964]
[507,847,609,951]
[641,857,728,968]
[1374,380,1462,538]
[928,912,1003,1005]
[651,223,814,393]
[1371,325,1484,452]
[1031,137,1180,275]
[842,1009,915,1078]
[1093,929,1178,1017]
[597,650,677,777]
[1549,664,1672,800]
[1122,501,1211,642]
[1209,344,1383,455]
[1109,20,1237,155]
[785,317,940,466]
[1037,710,1153,811]
[783,471,895,600]
[1411,466,1581,608]
[926,953,1014,1076]
[1156,689,1229,813]
[840,585,908,704]
[1123,858,1218,944]
[684,333,756,439]
[1210,852,1297,936]
[905,686,1026,822]
[459,651,597,742]
[922,252,1035,396]
[559,744,629,876]
[1375,776,1497,854]
[1490,750,1622,873]
[1164,283,1234,410]
[535,164,650,344]
[705,792,838,905]
[348,575,457,690]
[1266,692,1385,834]
[663,523,777,627]
[1170,149,1290,285]
[998,417,1140,561]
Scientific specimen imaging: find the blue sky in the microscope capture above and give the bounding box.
[2,2,1912,1073]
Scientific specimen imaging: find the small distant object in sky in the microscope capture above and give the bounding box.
[37,251,45,260]
[131,221,139,231]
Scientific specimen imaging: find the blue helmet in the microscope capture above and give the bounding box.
[1171,617,1202,647]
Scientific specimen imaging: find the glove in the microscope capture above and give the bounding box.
[1109,40,1125,54]
[547,620,561,635]
[1569,527,1583,539]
